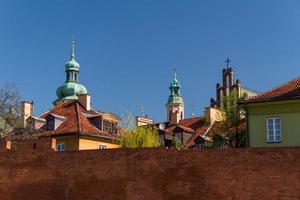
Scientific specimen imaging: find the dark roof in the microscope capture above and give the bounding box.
[244,76,300,103]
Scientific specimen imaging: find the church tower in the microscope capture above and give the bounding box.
[211,58,241,108]
[166,70,184,125]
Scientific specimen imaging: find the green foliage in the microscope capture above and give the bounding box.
[120,126,160,148]
[172,136,184,149]
[214,90,247,148]
[211,134,226,148]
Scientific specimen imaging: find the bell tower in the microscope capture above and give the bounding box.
[166,69,184,125]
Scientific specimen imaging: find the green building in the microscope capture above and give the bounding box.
[243,77,300,147]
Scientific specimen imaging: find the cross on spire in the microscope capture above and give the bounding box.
[225,58,231,67]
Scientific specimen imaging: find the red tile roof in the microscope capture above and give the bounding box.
[37,101,115,139]
[159,117,217,148]
[244,76,300,103]
[185,124,211,148]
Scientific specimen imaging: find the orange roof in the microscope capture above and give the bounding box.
[163,117,215,147]
[185,124,211,148]
[37,101,114,139]
[244,76,300,103]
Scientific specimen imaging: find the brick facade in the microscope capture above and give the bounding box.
[0,140,299,199]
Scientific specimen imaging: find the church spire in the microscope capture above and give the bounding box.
[65,38,80,83]
[166,69,185,124]
[169,68,181,96]
[54,39,88,105]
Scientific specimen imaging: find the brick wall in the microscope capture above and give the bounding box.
[0,141,300,200]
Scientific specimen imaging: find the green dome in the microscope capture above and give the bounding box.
[167,95,184,105]
[56,82,87,101]
[65,58,80,71]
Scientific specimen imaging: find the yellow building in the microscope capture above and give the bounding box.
[11,40,121,151]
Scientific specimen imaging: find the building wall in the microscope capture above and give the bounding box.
[79,136,119,150]
[55,136,79,151]
[167,103,184,124]
[54,135,120,150]
[0,144,300,199]
[248,99,300,147]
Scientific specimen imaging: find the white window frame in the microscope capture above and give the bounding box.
[99,144,107,149]
[266,117,282,143]
[56,142,65,151]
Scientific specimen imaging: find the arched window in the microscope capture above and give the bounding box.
[74,73,77,82]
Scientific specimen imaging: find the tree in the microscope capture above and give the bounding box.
[212,90,246,148]
[0,82,21,138]
[120,126,160,148]
[172,136,184,149]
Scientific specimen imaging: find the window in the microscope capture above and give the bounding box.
[103,120,112,133]
[56,142,65,151]
[47,118,55,131]
[99,145,107,149]
[267,117,281,142]
[196,143,205,149]
[112,123,117,134]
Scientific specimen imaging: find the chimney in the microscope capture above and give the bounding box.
[78,94,91,111]
[21,101,34,128]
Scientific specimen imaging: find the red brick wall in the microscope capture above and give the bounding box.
[0,142,300,200]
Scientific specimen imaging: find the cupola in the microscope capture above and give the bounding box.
[53,40,88,105]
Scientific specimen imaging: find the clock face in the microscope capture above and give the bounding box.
[159,123,165,130]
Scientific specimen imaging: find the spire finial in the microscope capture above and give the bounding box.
[174,68,177,79]
[191,104,195,117]
[141,104,145,117]
[225,58,231,68]
[71,35,75,59]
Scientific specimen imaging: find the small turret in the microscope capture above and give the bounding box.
[166,69,184,125]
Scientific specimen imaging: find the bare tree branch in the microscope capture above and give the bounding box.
[0,82,21,137]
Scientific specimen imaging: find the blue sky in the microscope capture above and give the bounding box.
[0,0,300,121]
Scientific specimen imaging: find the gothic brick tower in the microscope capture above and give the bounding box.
[211,58,241,108]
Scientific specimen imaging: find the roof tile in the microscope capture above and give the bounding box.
[244,76,300,103]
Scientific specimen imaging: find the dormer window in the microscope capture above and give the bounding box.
[46,113,66,131]
[47,118,55,131]
[103,120,112,133]
[102,120,118,134]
